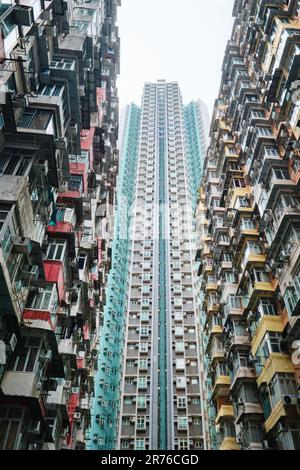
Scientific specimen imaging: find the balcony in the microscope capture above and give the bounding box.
[236,402,264,425]
[256,353,295,387]
[216,405,235,425]
[58,339,77,369]
[212,375,231,399]
[1,370,41,399]
[251,315,285,357]
[219,437,240,451]
[265,398,299,434]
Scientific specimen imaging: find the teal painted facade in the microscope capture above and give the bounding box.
[88,104,141,449]
[184,101,206,210]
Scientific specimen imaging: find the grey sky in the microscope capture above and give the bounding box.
[117,0,235,117]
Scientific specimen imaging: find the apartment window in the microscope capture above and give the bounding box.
[257,299,276,317]
[193,418,202,426]
[232,351,249,376]
[257,332,282,364]
[251,268,269,283]
[243,421,264,443]
[238,383,259,404]
[124,397,132,405]
[264,146,279,157]
[142,285,150,294]
[140,327,149,337]
[136,417,146,430]
[241,219,256,230]
[137,396,147,409]
[224,272,235,283]
[269,373,298,410]
[191,377,199,385]
[245,241,262,255]
[139,359,148,370]
[46,240,67,261]
[138,377,147,390]
[140,312,149,322]
[141,299,149,307]
[69,175,83,192]
[178,417,188,430]
[178,439,189,450]
[27,283,58,314]
[192,397,201,405]
[7,337,42,373]
[126,360,135,368]
[222,252,233,262]
[82,226,93,242]
[257,127,273,137]
[236,196,251,209]
[0,407,25,450]
[135,439,145,450]
[177,396,187,409]
[273,167,290,180]
[139,343,148,353]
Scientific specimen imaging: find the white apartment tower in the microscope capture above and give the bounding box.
[115,81,208,451]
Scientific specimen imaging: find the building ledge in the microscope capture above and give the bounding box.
[256,353,295,387]
[219,437,240,450]
[216,405,234,424]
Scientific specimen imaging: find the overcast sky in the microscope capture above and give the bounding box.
[117,0,235,118]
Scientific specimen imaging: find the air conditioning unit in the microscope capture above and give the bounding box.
[74,412,81,421]
[28,420,41,435]
[63,380,72,389]
[59,181,68,193]
[4,333,17,353]
[35,160,49,176]
[282,395,297,406]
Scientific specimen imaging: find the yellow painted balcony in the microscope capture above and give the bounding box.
[207,302,220,315]
[206,283,218,292]
[212,375,231,399]
[252,316,285,356]
[228,186,253,209]
[257,353,295,387]
[219,437,240,451]
[247,281,277,308]
[265,398,299,434]
[216,405,235,425]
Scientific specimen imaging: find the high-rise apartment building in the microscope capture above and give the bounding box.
[0,0,120,450]
[198,0,300,451]
[90,81,208,450]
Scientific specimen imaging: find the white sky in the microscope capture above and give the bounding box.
[117,0,235,118]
